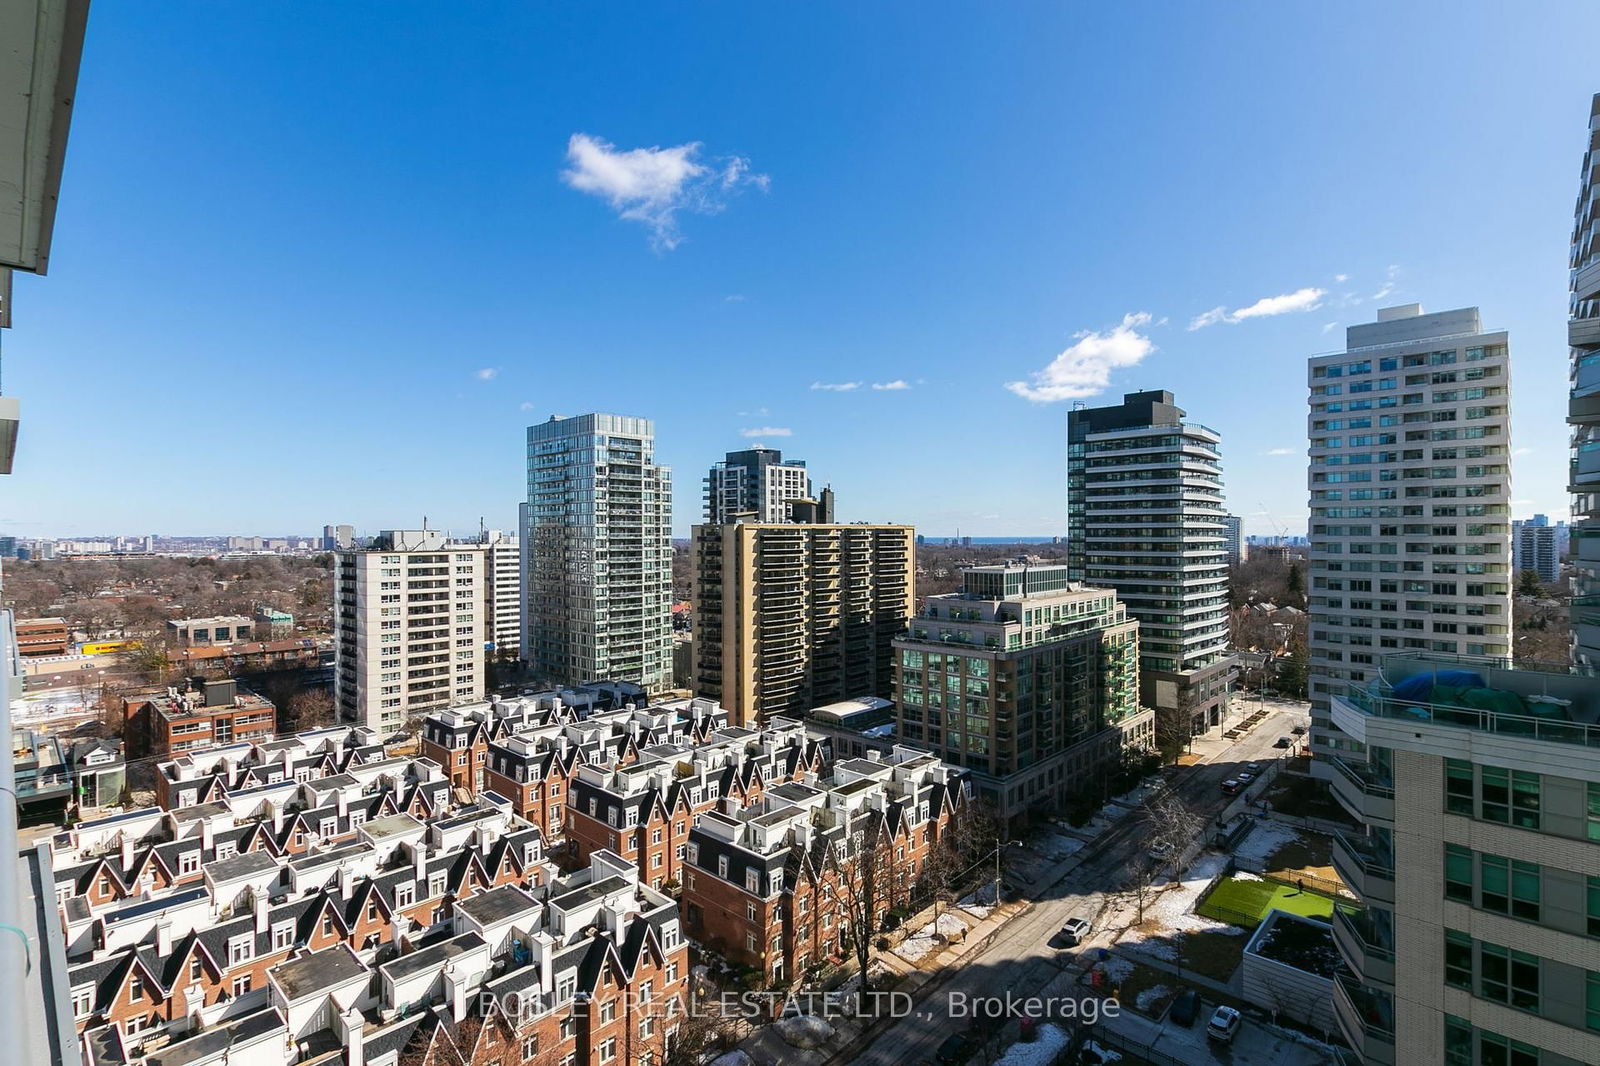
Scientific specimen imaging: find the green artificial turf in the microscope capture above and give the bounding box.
[1197,875,1335,926]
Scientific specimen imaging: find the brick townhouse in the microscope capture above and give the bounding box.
[419,681,650,794]
[681,746,970,985]
[564,717,830,893]
[422,689,729,843]
[68,843,686,1066]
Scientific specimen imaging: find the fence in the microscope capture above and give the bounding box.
[1083,1022,1194,1066]
[1232,852,1348,900]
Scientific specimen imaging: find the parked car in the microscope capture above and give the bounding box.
[1291,724,1307,735]
[1207,1005,1242,1044]
[1244,761,1262,773]
[934,1033,973,1065]
[1148,841,1175,862]
[1220,778,1241,794]
[1236,772,1254,784]
[1056,916,1091,946]
[1274,735,1293,748]
[1168,989,1201,1027]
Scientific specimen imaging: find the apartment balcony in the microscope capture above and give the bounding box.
[1332,655,1600,750]
[1327,755,1395,824]
[1332,968,1396,1066]
[1331,829,1394,905]
[1332,906,1395,989]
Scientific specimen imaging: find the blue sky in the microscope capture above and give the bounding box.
[5,2,1596,540]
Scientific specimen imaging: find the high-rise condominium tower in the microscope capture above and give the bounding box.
[704,447,824,524]
[475,529,522,657]
[1223,513,1244,567]
[1306,305,1512,774]
[1066,390,1234,737]
[691,519,913,727]
[521,413,673,692]
[1570,93,1600,670]
[334,529,486,732]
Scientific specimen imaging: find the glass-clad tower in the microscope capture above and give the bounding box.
[521,413,673,692]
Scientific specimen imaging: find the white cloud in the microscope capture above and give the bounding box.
[561,133,768,251]
[723,294,746,303]
[475,367,499,381]
[520,402,535,411]
[737,407,770,417]
[1188,287,1327,330]
[811,381,862,392]
[740,426,792,438]
[1004,312,1156,403]
[1266,447,1297,456]
[1322,321,1339,334]
[1334,273,1350,283]
[1513,447,1534,456]
[1372,264,1400,301]
[871,380,911,391]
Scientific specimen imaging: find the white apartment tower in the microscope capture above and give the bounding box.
[704,446,819,524]
[521,413,673,692]
[1306,305,1513,773]
[475,529,522,657]
[334,529,487,733]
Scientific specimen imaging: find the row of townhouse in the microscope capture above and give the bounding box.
[423,690,732,841]
[680,747,970,985]
[67,826,685,1066]
[563,718,831,893]
[153,725,389,811]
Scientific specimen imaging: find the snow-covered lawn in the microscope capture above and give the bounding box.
[1119,851,1245,956]
[959,883,997,918]
[1234,819,1302,866]
[991,1023,1071,1066]
[894,912,969,962]
[1135,983,1170,1012]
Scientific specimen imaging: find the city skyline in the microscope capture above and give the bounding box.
[4,5,1596,542]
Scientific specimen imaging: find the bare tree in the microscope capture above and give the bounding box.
[288,689,336,731]
[827,811,915,1009]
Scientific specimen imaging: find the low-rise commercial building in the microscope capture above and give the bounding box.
[167,615,255,647]
[122,676,277,759]
[15,616,70,657]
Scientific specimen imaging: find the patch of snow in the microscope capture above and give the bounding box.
[1034,833,1086,862]
[1101,956,1134,983]
[707,1052,753,1066]
[894,913,967,962]
[774,1015,834,1048]
[1135,984,1170,1012]
[959,883,996,917]
[1234,870,1264,882]
[992,1023,1071,1066]
[1233,819,1302,866]
[1118,851,1246,959]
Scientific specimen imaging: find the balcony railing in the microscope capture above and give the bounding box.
[1344,684,1600,748]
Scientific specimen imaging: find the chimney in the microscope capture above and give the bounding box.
[336,789,348,818]
[342,1005,365,1066]
[272,803,284,833]
[255,892,269,935]
[155,920,172,956]
[119,834,135,872]
[200,818,215,852]
[338,865,353,899]
[413,842,427,882]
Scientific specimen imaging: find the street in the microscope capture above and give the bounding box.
[847,700,1310,1066]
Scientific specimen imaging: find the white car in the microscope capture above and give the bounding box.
[1147,841,1176,862]
[1207,1005,1242,1044]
